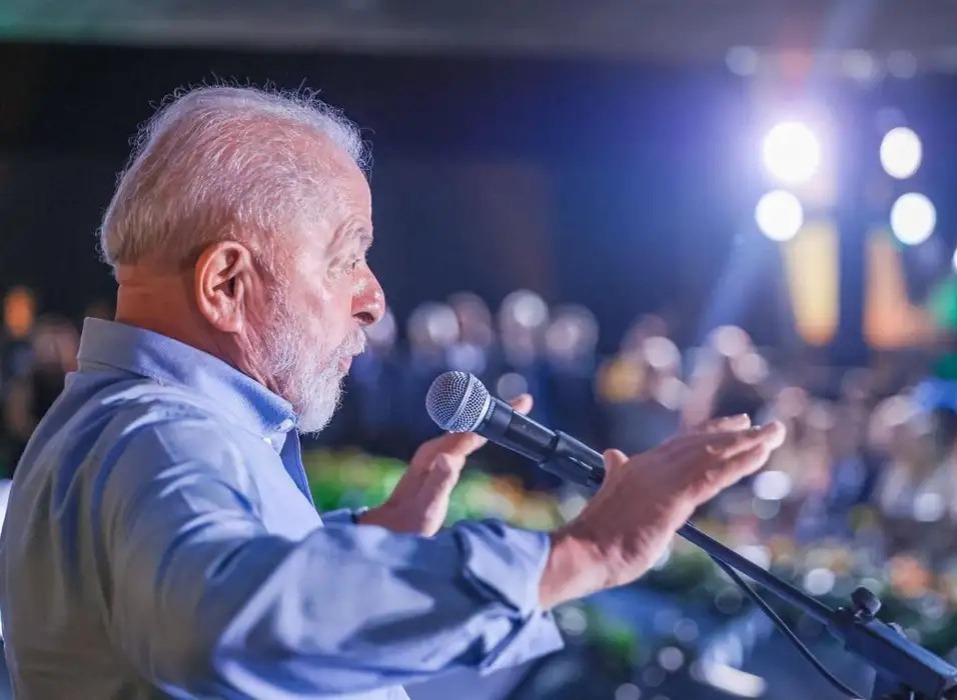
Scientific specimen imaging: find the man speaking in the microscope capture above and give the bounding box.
[0,86,784,699]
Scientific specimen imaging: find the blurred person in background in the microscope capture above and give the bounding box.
[754,385,810,527]
[0,85,785,700]
[493,289,551,418]
[618,314,670,355]
[542,305,600,447]
[682,325,770,429]
[447,291,496,381]
[398,301,459,452]
[597,332,684,454]
[0,287,37,387]
[490,290,555,488]
[2,316,79,473]
[821,382,883,535]
[792,401,845,541]
[322,308,402,453]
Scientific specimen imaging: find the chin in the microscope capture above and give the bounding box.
[292,379,346,436]
[296,407,334,436]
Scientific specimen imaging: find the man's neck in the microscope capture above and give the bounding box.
[113,263,280,397]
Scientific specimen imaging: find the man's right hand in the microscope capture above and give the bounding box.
[539,415,785,609]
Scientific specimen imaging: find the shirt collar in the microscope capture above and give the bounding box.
[76,318,298,438]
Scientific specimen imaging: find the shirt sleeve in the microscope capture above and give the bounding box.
[96,417,563,698]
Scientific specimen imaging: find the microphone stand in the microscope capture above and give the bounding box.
[540,433,957,700]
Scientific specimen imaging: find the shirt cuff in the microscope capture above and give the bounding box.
[479,609,564,673]
[454,520,552,616]
[453,520,564,672]
[320,507,368,525]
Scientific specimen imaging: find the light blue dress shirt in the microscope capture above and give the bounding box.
[0,319,563,699]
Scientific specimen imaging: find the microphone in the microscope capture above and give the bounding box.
[425,371,606,489]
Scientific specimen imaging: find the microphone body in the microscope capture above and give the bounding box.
[426,371,605,489]
[476,395,606,489]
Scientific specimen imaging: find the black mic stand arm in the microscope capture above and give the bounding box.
[540,430,957,700]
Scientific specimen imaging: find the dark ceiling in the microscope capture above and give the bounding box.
[3,0,957,72]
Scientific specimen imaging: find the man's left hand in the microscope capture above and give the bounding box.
[358,394,533,536]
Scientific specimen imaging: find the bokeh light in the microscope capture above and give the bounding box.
[890,192,936,245]
[880,127,922,179]
[762,122,821,184]
[755,190,804,241]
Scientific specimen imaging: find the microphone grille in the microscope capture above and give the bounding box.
[426,371,491,433]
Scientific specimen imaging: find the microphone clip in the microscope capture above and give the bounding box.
[538,431,606,490]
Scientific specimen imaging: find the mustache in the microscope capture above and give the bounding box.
[338,331,367,359]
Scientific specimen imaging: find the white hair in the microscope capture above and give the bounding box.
[99,84,367,274]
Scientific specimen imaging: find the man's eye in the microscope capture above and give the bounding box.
[348,258,361,271]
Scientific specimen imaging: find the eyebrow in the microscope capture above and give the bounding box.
[328,226,373,256]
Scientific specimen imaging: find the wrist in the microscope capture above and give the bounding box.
[355,503,390,527]
[539,527,611,610]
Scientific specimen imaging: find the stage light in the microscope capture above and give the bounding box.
[762,122,821,184]
[890,192,936,245]
[755,190,804,241]
[952,247,957,272]
[880,127,922,179]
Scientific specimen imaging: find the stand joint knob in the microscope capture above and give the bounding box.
[851,586,882,619]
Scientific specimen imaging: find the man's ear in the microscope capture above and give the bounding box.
[193,241,258,334]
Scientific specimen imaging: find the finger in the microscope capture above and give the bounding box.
[602,449,629,474]
[508,393,533,415]
[426,430,488,460]
[697,442,773,501]
[676,421,785,460]
[692,414,751,434]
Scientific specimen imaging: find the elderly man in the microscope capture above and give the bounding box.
[0,86,784,699]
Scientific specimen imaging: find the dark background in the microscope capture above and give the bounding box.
[6,40,954,356]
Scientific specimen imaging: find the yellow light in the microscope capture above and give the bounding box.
[781,221,839,345]
[863,229,934,348]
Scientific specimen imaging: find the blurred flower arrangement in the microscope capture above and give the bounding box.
[304,449,563,531]
[305,449,957,697]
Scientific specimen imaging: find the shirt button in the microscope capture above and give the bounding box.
[278,418,295,432]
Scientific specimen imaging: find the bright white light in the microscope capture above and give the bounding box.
[803,567,836,596]
[881,127,922,179]
[952,247,957,272]
[736,544,772,570]
[914,492,945,522]
[762,122,821,184]
[658,646,686,672]
[614,684,641,700]
[698,661,768,698]
[496,372,528,401]
[890,193,936,245]
[753,470,793,501]
[755,190,804,241]
[556,606,588,636]
[726,46,759,76]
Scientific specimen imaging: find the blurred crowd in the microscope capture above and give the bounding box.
[315,288,957,570]
[4,284,957,568]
